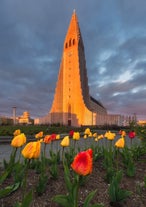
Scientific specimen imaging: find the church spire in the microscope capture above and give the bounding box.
[64,10,81,46]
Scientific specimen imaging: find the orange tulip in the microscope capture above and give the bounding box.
[71,149,93,176]
[11,133,26,148]
[44,135,52,144]
[21,141,41,159]
[35,131,43,139]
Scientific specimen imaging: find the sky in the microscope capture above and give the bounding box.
[0,0,146,120]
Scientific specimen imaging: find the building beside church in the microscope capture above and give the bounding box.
[35,11,128,127]
[18,111,33,125]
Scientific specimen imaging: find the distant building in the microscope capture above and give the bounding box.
[0,116,13,125]
[138,120,146,126]
[18,111,33,125]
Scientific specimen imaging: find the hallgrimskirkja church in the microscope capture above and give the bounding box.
[35,11,126,126]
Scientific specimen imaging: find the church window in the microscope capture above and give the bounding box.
[73,39,75,45]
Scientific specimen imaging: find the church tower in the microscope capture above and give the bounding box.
[49,10,107,126]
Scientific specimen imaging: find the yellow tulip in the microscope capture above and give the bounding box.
[11,133,26,148]
[22,141,41,159]
[93,133,97,138]
[88,132,93,137]
[60,136,70,147]
[83,134,87,139]
[73,132,80,140]
[84,128,91,135]
[95,137,98,142]
[56,134,60,140]
[115,137,125,148]
[13,129,21,137]
[98,134,104,140]
[35,131,43,139]
[104,131,116,140]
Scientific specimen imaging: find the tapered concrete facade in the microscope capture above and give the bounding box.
[49,11,107,126]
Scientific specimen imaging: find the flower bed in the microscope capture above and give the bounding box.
[0,128,146,207]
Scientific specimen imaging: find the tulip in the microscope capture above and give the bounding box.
[60,136,70,147]
[93,132,97,138]
[69,130,74,138]
[71,149,93,176]
[22,141,41,159]
[98,134,104,140]
[84,128,91,136]
[88,132,92,137]
[44,135,52,144]
[95,137,98,142]
[50,133,56,141]
[119,130,126,137]
[128,131,136,146]
[35,131,43,139]
[13,129,21,137]
[56,134,60,140]
[73,132,80,140]
[11,133,26,148]
[128,131,136,139]
[115,137,125,148]
[104,131,116,140]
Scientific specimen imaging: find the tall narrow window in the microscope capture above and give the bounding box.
[73,39,75,45]
[68,104,71,119]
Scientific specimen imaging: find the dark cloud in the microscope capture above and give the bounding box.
[0,0,146,120]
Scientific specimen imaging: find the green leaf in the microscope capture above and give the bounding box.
[0,182,20,198]
[0,169,10,184]
[83,190,97,207]
[64,163,72,192]
[117,189,132,201]
[52,195,69,207]
[21,190,33,207]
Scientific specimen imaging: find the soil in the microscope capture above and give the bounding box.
[0,154,146,207]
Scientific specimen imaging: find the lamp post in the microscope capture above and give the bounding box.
[12,106,16,125]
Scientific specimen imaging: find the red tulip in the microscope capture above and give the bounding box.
[71,149,93,176]
[128,131,136,139]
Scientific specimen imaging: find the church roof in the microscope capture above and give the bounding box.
[90,96,105,109]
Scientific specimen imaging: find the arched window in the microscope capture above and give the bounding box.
[73,39,75,45]
[65,42,68,48]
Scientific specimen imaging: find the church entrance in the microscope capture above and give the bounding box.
[68,119,71,126]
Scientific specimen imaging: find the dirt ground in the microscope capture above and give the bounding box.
[0,154,146,207]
